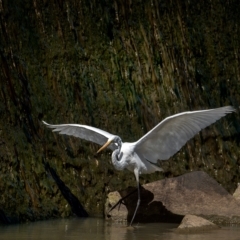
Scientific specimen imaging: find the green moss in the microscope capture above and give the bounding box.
[0,0,240,222]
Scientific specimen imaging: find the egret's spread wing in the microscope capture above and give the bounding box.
[42,121,118,151]
[135,106,235,162]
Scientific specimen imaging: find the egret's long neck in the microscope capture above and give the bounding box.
[112,146,125,171]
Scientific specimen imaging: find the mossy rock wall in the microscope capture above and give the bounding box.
[0,0,239,222]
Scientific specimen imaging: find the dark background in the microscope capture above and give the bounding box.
[0,0,239,222]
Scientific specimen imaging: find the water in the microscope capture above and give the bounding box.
[1,218,240,240]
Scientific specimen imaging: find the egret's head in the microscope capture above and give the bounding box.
[97,136,122,153]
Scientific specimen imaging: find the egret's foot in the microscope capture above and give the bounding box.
[126,225,135,230]
[107,197,126,215]
[108,188,138,215]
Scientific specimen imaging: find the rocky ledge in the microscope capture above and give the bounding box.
[105,171,240,226]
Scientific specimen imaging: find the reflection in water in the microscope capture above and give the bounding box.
[0,218,240,240]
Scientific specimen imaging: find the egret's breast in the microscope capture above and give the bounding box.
[120,143,136,172]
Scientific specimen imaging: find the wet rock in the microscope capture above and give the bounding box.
[177,214,219,232]
[0,209,11,224]
[45,162,88,218]
[106,171,240,224]
[144,171,240,218]
[105,191,128,222]
[106,186,183,223]
[233,184,240,202]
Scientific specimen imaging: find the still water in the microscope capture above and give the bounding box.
[1,218,240,240]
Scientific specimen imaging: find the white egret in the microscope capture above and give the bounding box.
[43,106,235,225]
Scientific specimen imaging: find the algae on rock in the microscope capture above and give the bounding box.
[0,0,239,222]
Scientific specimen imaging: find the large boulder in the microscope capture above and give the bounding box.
[106,171,240,224]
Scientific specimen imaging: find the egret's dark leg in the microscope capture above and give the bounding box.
[107,188,138,214]
[129,180,140,226]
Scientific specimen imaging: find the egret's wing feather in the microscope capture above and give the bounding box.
[135,106,235,162]
[42,121,118,151]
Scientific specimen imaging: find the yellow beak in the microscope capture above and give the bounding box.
[97,139,113,153]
